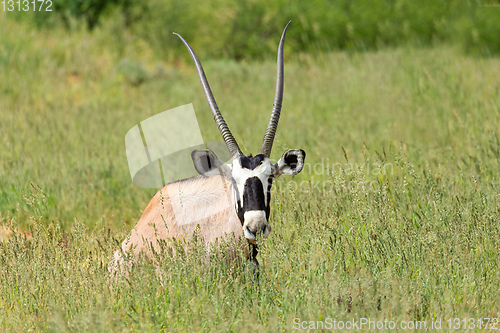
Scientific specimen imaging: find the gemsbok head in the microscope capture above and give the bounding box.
[111,21,305,272]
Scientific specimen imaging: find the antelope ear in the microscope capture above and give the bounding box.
[272,149,306,177]
[191,149,232,178]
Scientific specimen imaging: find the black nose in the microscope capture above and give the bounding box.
[246,227,257,237]
[246,226,266,237]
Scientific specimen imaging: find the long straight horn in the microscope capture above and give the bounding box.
[258,21,291,157]
[174,33,243,158]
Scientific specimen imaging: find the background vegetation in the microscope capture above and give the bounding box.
[1,1,499,331]
[10,0,500,59]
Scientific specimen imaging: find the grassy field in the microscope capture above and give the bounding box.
[1,14,499,332]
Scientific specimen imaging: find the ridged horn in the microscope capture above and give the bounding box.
[258,21,291,157]
[174,33,243,158]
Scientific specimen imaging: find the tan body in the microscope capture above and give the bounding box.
[111,175,247,270]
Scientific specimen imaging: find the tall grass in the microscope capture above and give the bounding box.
[0,15,499,331]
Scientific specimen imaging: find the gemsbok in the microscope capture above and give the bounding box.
[110,21,305,273]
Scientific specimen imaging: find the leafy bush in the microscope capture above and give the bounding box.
[15,0,500,58]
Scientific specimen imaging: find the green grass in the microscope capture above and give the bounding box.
[1,15,499,332]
